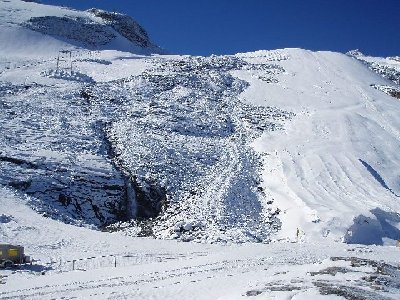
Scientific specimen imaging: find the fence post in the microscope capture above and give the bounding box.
[114,255,117,268]
[72,260,76,271]
[70,51,73,75]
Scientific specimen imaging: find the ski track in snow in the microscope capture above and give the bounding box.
[241,49,400,243]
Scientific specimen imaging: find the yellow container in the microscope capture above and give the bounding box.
[8,249,18,257]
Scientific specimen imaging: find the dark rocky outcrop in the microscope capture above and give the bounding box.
[87,8,152,48]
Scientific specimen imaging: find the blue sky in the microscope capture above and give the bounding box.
[40,0,400,56]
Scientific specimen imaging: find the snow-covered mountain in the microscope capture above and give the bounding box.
[1,1,400,298]
[0,0,162,57]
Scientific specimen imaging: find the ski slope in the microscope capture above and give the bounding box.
[234,49,400,244]
[1,1,400,298]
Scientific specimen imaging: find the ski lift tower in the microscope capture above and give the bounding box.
[56,50,73,74]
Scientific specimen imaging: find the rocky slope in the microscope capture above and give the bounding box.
[347,49,400,99]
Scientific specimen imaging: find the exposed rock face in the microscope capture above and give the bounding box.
[88,8,151,48]
[26,16,116,47]
[367,62,400,86]
[24,8,155,50]
[346,49,365,57]
[0,83,128,227]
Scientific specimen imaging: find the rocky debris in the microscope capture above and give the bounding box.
[245,290,263,296]
[346,49,366,57]
[312,257,400,299]
[41,69,94,83]
[367,63,400,86]
[76,58,112,65]
[309,266,352,276]
[149,55,247,73]
[0,155,37,169]
[244,280,306,297]
[371,84,400,99]
[148,55,285,75]
[389,90,400,99]
[313,281,392,300]
[0,214,13,223]
[258,76,279,83]
[246,256,400,299]
[245,284,302,297]
[0,82,42,97]
[90,55,293,242]
[388,56,400,62]
[0,52,293,242]
[347,51,400,86]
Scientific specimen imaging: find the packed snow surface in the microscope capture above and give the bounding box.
[1,1,400,299]
[234,49,400,244]
[1,187,400,299]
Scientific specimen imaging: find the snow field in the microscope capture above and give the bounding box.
[1,186,400,299]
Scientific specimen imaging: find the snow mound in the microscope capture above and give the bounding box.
[344,208,400,245]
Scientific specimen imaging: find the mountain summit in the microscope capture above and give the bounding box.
[0,0,163,56]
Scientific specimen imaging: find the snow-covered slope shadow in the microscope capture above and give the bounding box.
[345,208,400,245]
[359,159,400,197]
